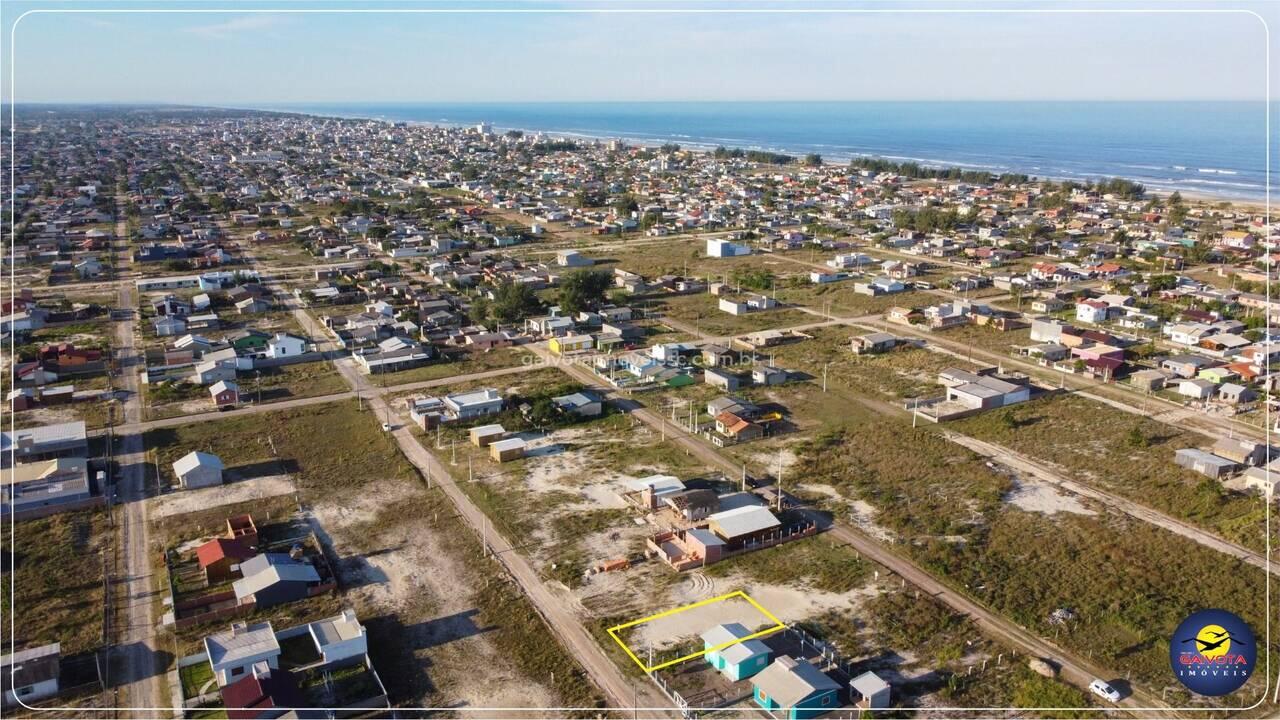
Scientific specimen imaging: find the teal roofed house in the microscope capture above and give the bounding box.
[752,656,841,719]
[701,623,772,681]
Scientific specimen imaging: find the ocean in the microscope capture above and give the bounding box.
[248,102,1272,201]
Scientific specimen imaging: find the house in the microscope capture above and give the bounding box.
[444,388,503,419]
[707,238,751,257]
[469,424,506,447]
[702,623,772,681]
[752,656,842,719]
[1212,438,1271,467]
[851,332,898,355]
[1218,383,1257,405]
[556,249,593,267]
[232,553,323,609]
[552,390,604,418]
[1176,378,1216,400]
[1129,369,1168,392]
[489,437,526,462]
[154,315,188,337]
[940,368,1030,410]
[204,622,282,687]
[265,333,308,359]
[1241,467,1279,499]
[307,608,369,667]
[197,538,256,583]
[628,474,686,509]
[2,457,93,518]
[192,360,237,386]
[0,421,88,469]
[220,664,304,720]
[661,488,720,521]
[549,334,593,355]
[850,671,891,710]
[1075,299,1110,324]
[210,380,240,409]
[705,367,742,392]
[2,643,61,708]
[235,297,271,314]
[707,504,780,543]
[353,336,434,373]
[1174,448,1236,479]
[174,451,225,489]
[752,365,788,386]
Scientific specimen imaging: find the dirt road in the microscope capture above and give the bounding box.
[109,199,168,715]
[525,341,1169,712]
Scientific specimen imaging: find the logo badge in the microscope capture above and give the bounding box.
[1170,609,1255,696]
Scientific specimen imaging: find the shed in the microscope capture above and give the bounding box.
[489,437,526,462]
[1174,448,1236,479]
[850,671,891,709]
[469,424,506,448]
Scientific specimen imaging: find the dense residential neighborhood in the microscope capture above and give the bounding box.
[3,106,1277,718]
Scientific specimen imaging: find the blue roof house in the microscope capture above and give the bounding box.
[701,623,772,681]
[752,656,841,719]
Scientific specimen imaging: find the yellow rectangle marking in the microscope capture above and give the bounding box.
[606,590,786,672]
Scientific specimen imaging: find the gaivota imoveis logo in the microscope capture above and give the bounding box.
[1170,608,1256,696]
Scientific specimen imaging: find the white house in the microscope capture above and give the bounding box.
[706,238,751,257]
[1,643,61,708]
[444,388,504,420]
[307,608,368,666]
[266,333,308,359]
[173,451,224,489]
[204,621,281,687]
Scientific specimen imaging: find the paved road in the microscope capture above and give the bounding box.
[525,341,1169,713]
[109,200,168,715]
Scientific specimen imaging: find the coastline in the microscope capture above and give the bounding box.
[227,102,1269,209]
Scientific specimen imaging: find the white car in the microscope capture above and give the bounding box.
[381,422,393,432]
[1089,679,1121,703]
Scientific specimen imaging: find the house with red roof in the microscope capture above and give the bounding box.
[220,665,304,720]
[197,538,256,583]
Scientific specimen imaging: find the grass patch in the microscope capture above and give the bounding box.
[144,399,418,500]
[704,536,871,593]
[179,660,215,698]
[949,393,1267,550]
[0,508,108,654]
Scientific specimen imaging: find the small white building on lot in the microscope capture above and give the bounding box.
[173,451,225,489]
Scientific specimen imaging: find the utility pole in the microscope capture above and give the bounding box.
[822,363,829,392]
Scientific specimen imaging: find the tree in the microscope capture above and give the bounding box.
[1126,426,1149,448]
[558,269,613,313]
[490,281,541,324]
[803,153,823,167]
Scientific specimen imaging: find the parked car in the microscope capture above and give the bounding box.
[1089,679,1121,703]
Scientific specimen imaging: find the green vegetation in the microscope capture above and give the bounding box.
[557,269,613,313]
[704,537,871,593]
[0,508,108,654]
[789,408,1274,696]
[950,394,1266,549]
[180,660,215,698]
[1012,673,1091,718]
[145,399,418,498]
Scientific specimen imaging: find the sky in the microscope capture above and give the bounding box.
[2,1,1276,104]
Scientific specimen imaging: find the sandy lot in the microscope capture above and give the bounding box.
[1004,478,1096,516]
[307,478,556,710]
[150,474,297,519]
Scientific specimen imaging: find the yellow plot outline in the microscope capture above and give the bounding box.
[607,590,786,673]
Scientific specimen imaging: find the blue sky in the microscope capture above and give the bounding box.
[3,1,1275,103]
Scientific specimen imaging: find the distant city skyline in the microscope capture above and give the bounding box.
[3,1,1276,104]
